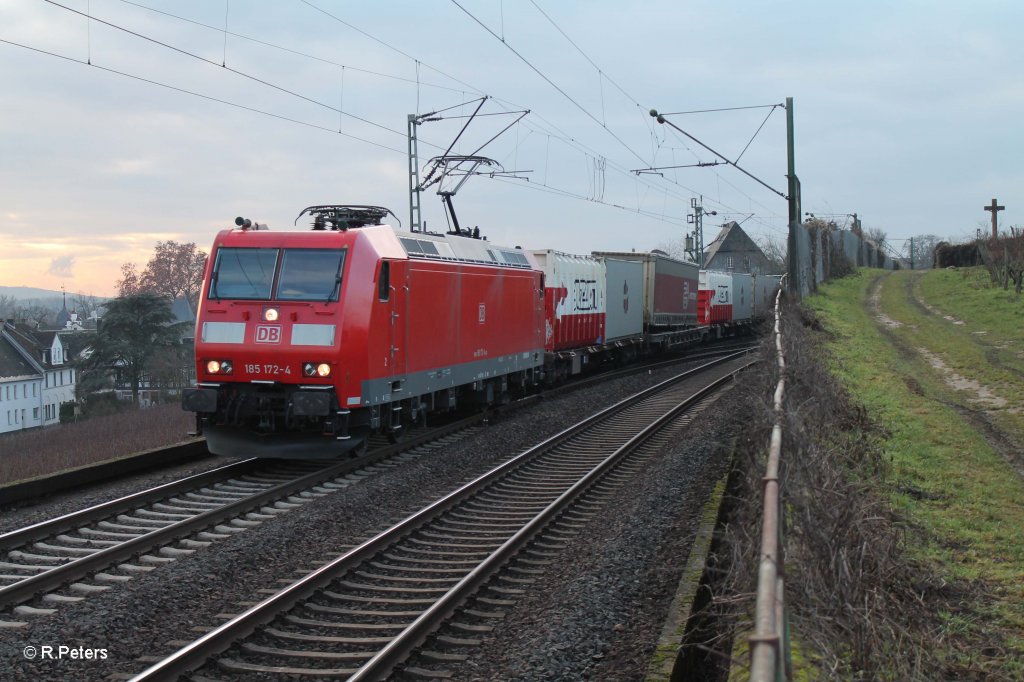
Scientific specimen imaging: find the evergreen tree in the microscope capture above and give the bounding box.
[82,293,185,406]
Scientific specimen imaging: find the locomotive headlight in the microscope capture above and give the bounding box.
[206,359,233,375]
[303,362,332,378]
[264,307,279,322]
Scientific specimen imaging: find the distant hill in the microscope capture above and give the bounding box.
[0,286,100,301]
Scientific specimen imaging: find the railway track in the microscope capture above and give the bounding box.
[0,418,484,626]
[0,339,755,511]
[128,350,754,681]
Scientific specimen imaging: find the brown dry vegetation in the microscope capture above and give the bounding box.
[0,404,194,485]
[681,303,991,681]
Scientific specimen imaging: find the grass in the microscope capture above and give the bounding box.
[0,404,196,486]
[804,269,1024,677]
[883,270,1024,450]
[918,266,1024,350]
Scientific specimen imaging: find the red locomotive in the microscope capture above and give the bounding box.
[183,205,779,457]
[183,206,544,457]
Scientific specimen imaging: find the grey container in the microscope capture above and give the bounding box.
[594,251,699,328]
[602,257,644,341]
[732,272,753,321]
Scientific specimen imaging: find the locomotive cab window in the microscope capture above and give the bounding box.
[277,249,347,301]
[210,248,279,300]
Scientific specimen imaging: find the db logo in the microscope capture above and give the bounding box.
[255,325,282,344]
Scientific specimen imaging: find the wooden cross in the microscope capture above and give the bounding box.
[984,198,1004,239]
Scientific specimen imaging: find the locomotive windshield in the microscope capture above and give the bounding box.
[210,248,278,300]
[209,247,346,301]
[277,249,346,301]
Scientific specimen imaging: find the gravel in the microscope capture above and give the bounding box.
[0,355,754,681]
[423,390,741,681]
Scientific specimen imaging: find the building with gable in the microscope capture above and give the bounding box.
[0,321,77,433]
[703,221,780,275]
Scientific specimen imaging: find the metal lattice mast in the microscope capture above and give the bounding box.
[687,196,717,267]
[408,114,423,233]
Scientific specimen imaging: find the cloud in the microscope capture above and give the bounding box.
[47,255,76,278]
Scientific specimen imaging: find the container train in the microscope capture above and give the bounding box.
[182,205,779,458]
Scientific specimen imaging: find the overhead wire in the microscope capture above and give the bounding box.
[297,0,485,97]
[116,0,711,221]
[450,0,652,169]
[27,2,785,234]
[0,37,407,154]
[115,0,471,95]
[43,0,417,143]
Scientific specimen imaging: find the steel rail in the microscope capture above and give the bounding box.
[0,412,486,610]
[128,350,752,682]
[0,458,259,549]
[351,365,749,680]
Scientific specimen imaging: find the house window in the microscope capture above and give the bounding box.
[33,383,37,397]
[727,256,734,270]
[33,407,39,419]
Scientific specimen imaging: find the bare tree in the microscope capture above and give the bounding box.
[864,226,888,251]
[0,295,16,320]
[755,234,787,274]
[978,232,1024,293]
[905,234,942,270]
[14,304,53,329]
[653,239,690,262]
[72,293,103,319]
[118,241,208,313]
[117,263,143,297]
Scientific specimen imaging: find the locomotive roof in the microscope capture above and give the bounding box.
[394,229,536,270]
[213,225,538,270]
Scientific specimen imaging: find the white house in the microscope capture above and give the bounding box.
[0,322,76,433]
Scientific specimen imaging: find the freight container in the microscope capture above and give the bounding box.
[531,250,606,351]
[602,257,644,341]
[732,272,753,322]
[752,274,782,317]
[698,270,733,324]
[593,251,698,328]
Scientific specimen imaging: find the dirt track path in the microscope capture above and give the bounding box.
[865,271,1024,479]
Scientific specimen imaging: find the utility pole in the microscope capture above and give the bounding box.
[786,96,801,294]
[984,198,1004,239]
[910,237,914,270]
[686,196,716,266]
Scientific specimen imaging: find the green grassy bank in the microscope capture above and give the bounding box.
[805,268,1024,678]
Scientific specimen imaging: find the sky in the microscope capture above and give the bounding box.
[1,0,1021,296]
